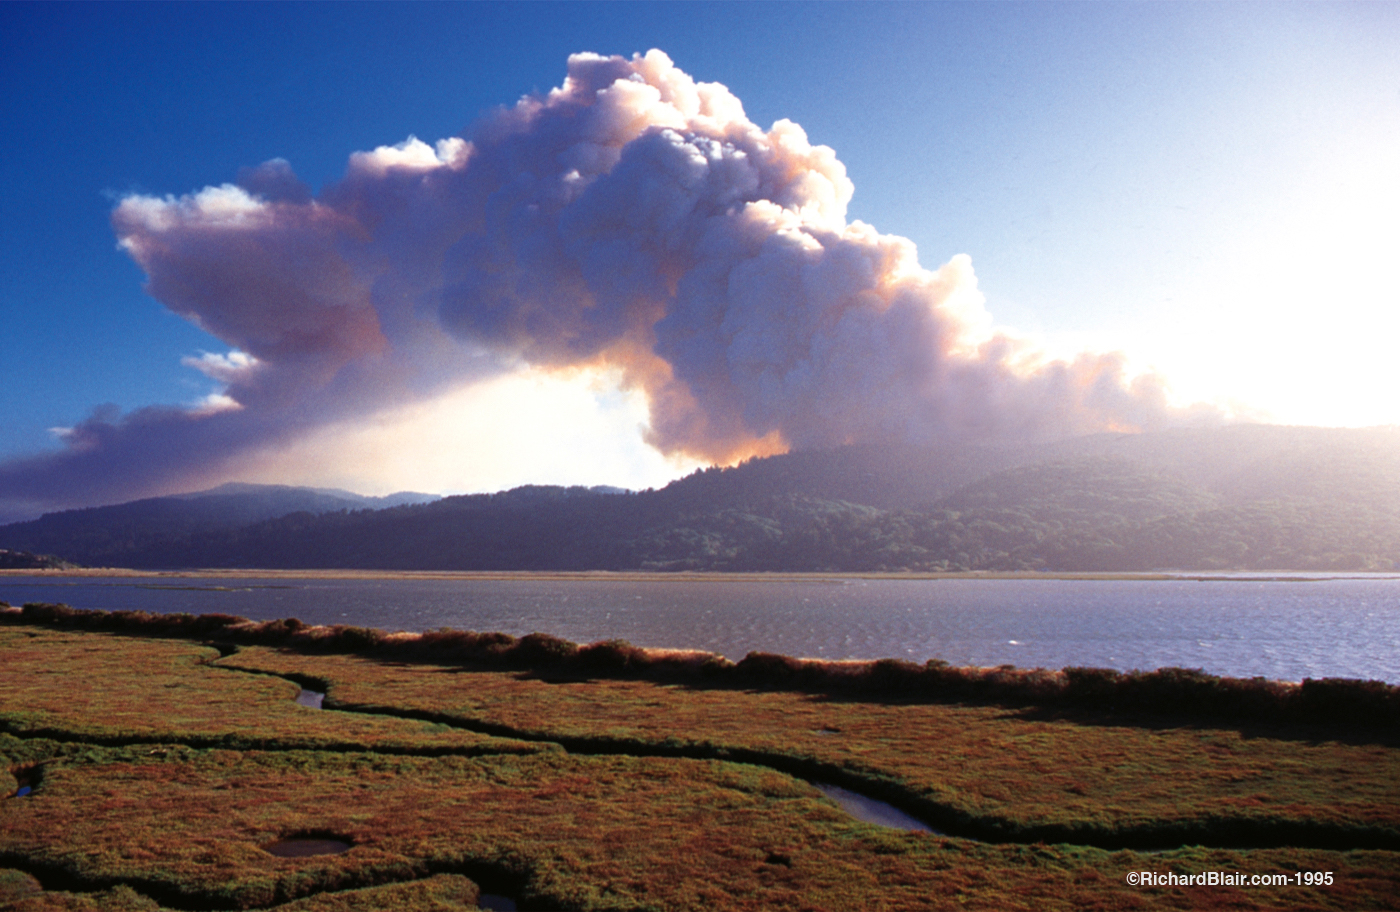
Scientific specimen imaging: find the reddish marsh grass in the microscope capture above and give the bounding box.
[6,746,1395,911]
[263,837,354,858]
[11,602,1400,728]
[222,647,1400,839]
[0,628,542,757]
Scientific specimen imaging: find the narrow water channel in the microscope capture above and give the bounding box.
[277,677,939,836]
[813,783,936,832]
[254,663,1372,852]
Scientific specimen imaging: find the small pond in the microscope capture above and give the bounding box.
[294,688,325,709]
[7,765,41,799]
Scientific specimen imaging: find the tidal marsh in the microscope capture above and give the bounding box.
[3,609,1399,909]
[221,646,1400,844]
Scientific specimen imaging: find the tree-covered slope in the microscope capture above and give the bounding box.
[0,483,438,565]
[2,425,1397,571]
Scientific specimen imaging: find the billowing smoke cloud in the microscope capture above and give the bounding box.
[0,50,1208,520]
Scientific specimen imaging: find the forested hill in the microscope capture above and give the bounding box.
[3,425,1399,572]
[0,548,76,570]
[0,484,439,567]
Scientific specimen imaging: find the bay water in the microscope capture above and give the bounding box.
[4,574,1399,683]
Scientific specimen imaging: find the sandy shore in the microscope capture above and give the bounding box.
[3,567,1373,582]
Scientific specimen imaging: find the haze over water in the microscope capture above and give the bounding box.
[5,575,1399,684]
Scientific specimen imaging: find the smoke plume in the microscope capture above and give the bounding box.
[0,50,1205,519]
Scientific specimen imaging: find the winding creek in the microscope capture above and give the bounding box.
[255,663,1396,853]
[289,677,939,834]
[11,657,1395,854]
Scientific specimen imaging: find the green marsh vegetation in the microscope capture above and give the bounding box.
[3,604,1400,909]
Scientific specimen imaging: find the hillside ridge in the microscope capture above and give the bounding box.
[2,425,1398,571]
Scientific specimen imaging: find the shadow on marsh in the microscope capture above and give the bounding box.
[0,853,544,912]
[435,664,1400,749]
[1000,702,1400,748]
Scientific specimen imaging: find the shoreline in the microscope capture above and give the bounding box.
[6,601,1400,722]
[4,567,1396,582]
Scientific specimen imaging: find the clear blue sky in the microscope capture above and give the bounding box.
[2,2,1397,513]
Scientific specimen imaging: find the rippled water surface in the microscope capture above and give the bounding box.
[5,575,1400,682]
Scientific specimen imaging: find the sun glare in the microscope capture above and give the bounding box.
[236,369,702,496]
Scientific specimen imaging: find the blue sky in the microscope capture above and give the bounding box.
[1,2,1397,516]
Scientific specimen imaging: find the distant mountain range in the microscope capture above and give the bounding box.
[3,424,1398,572]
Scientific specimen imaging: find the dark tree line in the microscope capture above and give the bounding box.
[4,425,1399,572]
